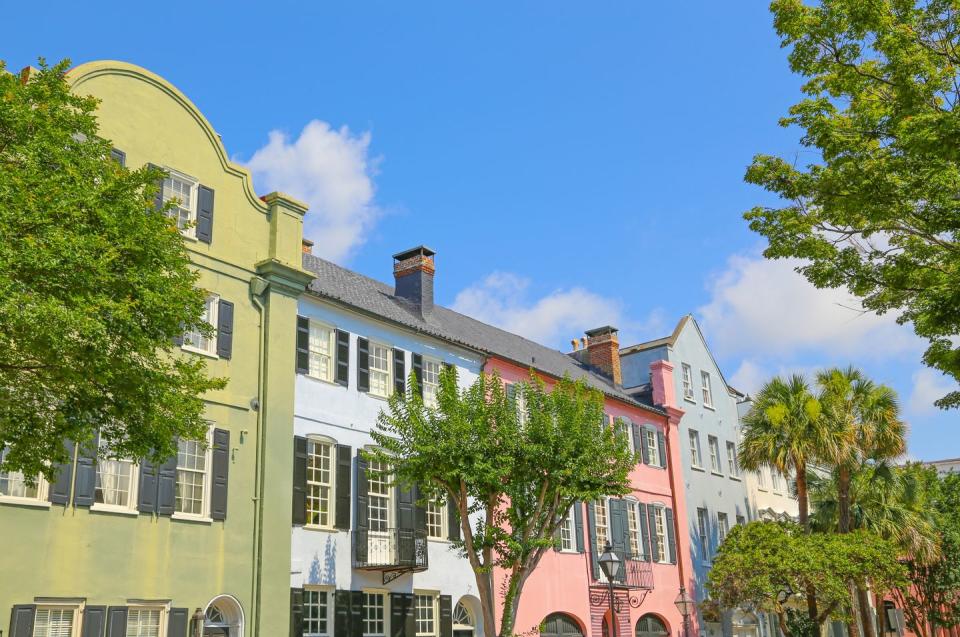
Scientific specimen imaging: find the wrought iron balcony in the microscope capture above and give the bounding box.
[353,528,428,581]
[591,549,654,590]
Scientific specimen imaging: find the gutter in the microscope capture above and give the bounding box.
[249,277,269,637]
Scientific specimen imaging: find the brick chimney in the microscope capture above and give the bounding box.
[393,246,435,317]
[585,326,622,386]
[302,238,314,254]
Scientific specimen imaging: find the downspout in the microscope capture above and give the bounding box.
[663,417,686,587]
[249,277,269,637]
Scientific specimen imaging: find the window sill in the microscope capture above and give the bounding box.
[703,404,716,411]
[304,373,339,387]
[0,496,50,509]
[691,465,705,473]
[683,396,697,405]
[710,471,724,478]
[427,537,449,543]
[728,475,742,482]
[91,504,139,516]
[304,524,338,533]
[171,512,213,524]
[181,345,219,360]
[757,487,768,493]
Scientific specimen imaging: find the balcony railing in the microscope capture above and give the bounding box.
[591,549,654,590]
[353,528,429,571]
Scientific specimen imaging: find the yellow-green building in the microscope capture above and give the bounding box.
[0,61,312,637]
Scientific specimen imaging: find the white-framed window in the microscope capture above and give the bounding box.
[426,500,445,539]
[367,459,391,533]
[708,436,722,474]
[0,448,46,503]
[717,512,729,543]
[688,430,702,468]
[701,371,714,407]
[757,468,767,490]
[645,428,661,466]
[95,438,138,511]
[514,384,529,426]
[696,508,708,558]
[182,294,219,357]
[363,591,386,637]
[307,439,334,528]
[175,430,211,518]
[126,606,164,637]
[308,321,336,382]
[681,363,695,401]
[614,417,633,452]
[627,501,642,557]
[422,358,442,407]
[33,605,79,637]
[771,470,782,493]
[736,514,746,526]
[726,442,740,477]
[161,168,198,237]
[368,342,392,398]
[594,498,609,544]
[653,506,669,563]
[415,592,439,637]
[305,587,333,637]
[559,505,576,552]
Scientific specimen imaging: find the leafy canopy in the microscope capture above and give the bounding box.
[0,59,225,478]
[746,0,960,408]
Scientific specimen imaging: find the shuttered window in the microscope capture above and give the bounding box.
[308,323,336,382]
[126,608,162,637]
[559,505,575,551]
[426,500,444,539]
[368,342,392,398]
[368,460,391,532]
[627,502,642,557]
[307,440,334,528]
[161,169,198,236]
[182,295,219,357]
[0,448,44,501]
[95,438,137,511]
[653,507,668,563]
[33,607,75,637]
[363,593,386,637]
[645,429,661,466]
[422,358,441,407]
[415,594,438,637]
[593,499,609,544]
[175,434,210,517]
[305,588,332,637]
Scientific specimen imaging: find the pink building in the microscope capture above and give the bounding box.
[487,327,695,637]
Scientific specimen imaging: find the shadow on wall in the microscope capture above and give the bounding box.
[308,535,338,586]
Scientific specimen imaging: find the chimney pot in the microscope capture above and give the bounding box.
[571,339,579,351]
[393,245,436,317]
[302,238,314,254]
[584,326,622,386]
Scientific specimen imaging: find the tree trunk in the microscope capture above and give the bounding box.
[856,586,875,637]
[838,465,851,534]
[777,611,793,637]
[794,461,819,627]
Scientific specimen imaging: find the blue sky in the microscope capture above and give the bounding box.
[9,2,956,459]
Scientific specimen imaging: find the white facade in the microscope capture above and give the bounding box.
[735,398,800,523]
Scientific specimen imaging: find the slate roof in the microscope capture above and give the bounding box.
[301,253,665,416]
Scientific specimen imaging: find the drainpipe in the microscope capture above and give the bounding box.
[249,277,269,636]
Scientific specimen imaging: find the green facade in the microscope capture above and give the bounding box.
[0,61,311,637]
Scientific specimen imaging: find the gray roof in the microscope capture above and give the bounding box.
[302,253,664,416]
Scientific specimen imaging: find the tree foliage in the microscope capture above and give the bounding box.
[0,59,225,478]
[372,368,635,637]
[745,0,960,408]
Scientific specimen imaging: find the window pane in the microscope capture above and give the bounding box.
[34,608,75,637]
[183,296,217,354]
[305,590,329,636]
[369,344,391,397]
[96,456,135,507]
[309,324,334,381]
[594,499,608,543]
[368,460,390,533]
[176,438,207,515]
[416,594,436,637]
[163,174,196,233]
[0,449,39,499]
[426,500,444,538]
[307,441,333,527]
[364,593,385,636]
[126,608,162,637]
[423,359,441,406]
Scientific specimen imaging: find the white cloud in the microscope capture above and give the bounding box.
[908,368,956,416]
[451,272,664,349]
[697,254,921,361]
[244,120,381,263]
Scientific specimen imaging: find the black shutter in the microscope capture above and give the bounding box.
[334,590,351,637]
[631,423,642,457]
[49,440,75,505]
[640,430,650,465]
[587,501,599,579]
[106,606,128,637]
[82,605,107,637]
[666,508,677,563]
[196,185,214,244]
[148,164,165,212]
[335,330,350,386]
[350,591,364,637]
[73,432,98,507]
[394,348,406,396]
[638,503,650,561]
[404,594,415,637]
[413,484,427,534]
[216,300,234,359]
[292,436,308,526]
[157,444,178,516]
[412,354,424,398]
[167,608,188,637]
[609,499,627,555]
[296,316,310,375]
[397,483,415,530]
[357,338,370,393]
[574,501,585,553]
[109,148,126,166]
[137,458,158,513]
[448,499,460,542]
[335,444,352,530]
[390,593,406,637]
[657,431,667,469]
[439,595,453,637]
[648,506,660,562]
[355,450,368,530]
[211,428,229,520]
[9,604,35,637]
[291,588,305,637]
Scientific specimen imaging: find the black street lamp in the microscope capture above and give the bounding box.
[674,586,695,637]
[598,542,622,637]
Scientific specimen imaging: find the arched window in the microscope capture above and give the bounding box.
[453,602,475,637]
[203,595,244,637]
[635,615,668,637]
[541,613,584,637]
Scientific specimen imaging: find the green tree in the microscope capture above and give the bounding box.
[744,0,960,409]
[0,59,225,478]
[707,521,906,637]
[371,368,635,637]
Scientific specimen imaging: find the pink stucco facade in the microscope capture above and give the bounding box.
[485,357,696,637]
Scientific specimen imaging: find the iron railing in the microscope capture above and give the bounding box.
[353,528,429,570]
[591,549,655,590]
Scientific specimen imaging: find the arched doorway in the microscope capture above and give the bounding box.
[635,615,668,637]
[541,613,584,637]
[453,601,475,637]
[203,595,244,637]
[731,610,759,637]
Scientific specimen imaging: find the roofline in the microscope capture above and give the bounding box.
[619,315,691,356]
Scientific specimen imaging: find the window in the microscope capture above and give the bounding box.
[736,514,746,526]
[614,418,632,452]
[126,607,163,637]
[718,513,729,543]
[708,436,722,473]
[653,506,668,563]
[305,588,332,637]
[757,468,767,490]
[175,434,210,517]
[308,322,336,382]
[645,428,660,466]
[415,593,438,637]
[688,430,702,468]
[0,447,44,501]
[594,499,609,543]
[681,363,695,401]
[771,470,782,493]
[182,295,219,356]
[726,442,740,477]
[559,505,575,551]
[514,385,528,426]
[367,460,391,533]
[701,371,714,407]
[363,592,386,637]
[452,603,474,632]
[162,169,198,236]
[422,358,442,407]
[307,440,334,528]
[368,342,392,398]
[696,508,708,557]
[426,500,445,539]
[33,606,77,637]
[627,502,642,557]
[95,439,137,510]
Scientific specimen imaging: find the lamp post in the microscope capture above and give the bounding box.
[598,541,622,637]
[674,586,695,637]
